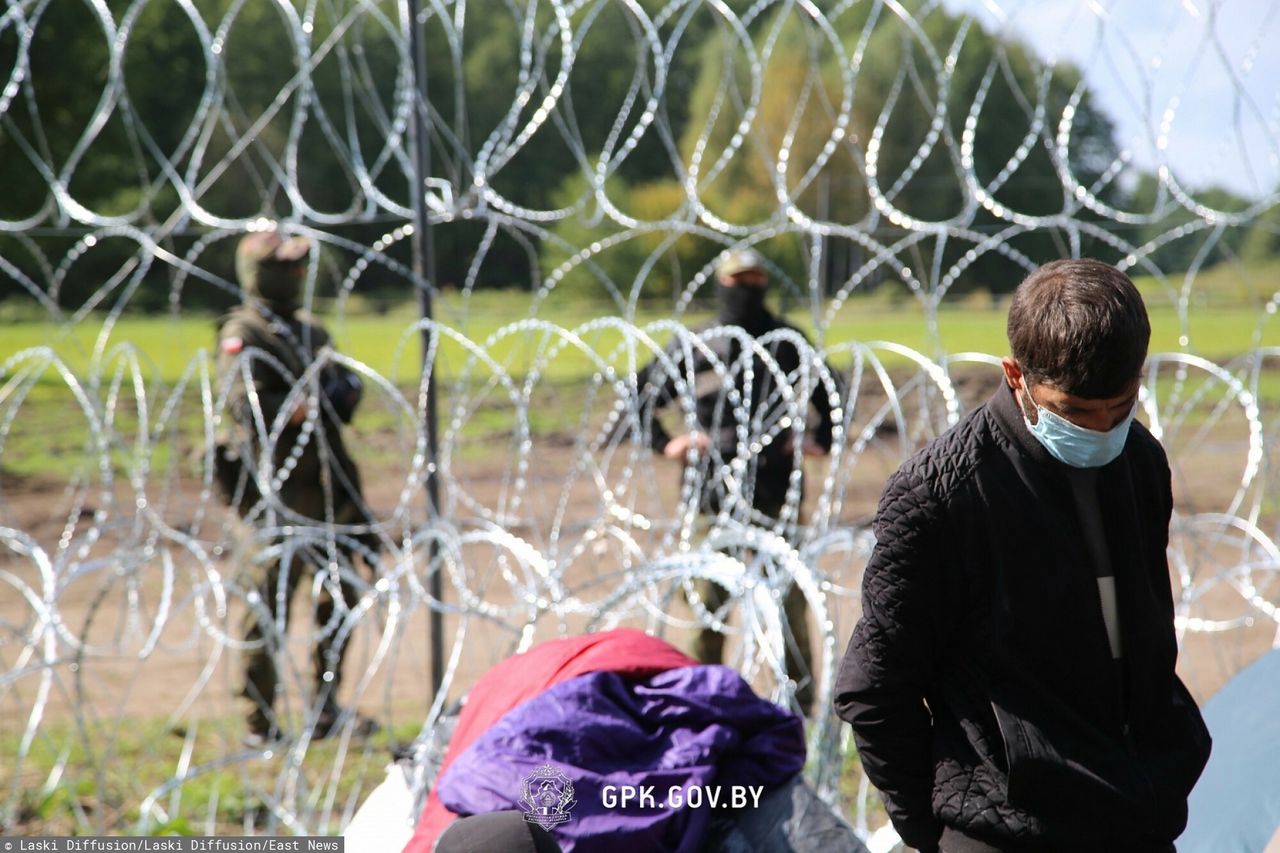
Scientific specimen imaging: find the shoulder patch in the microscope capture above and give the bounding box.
[221,336,244,354]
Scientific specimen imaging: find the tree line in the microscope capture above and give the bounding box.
[0,0,1272,314]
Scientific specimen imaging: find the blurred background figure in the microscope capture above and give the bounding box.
[631,248,837,714]
[215,227,380,745]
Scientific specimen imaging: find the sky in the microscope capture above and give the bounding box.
[937,0,1280,199]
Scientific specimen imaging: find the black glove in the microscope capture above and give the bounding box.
[322,367,364,424]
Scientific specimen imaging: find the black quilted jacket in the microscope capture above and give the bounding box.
[834,383,1210,851]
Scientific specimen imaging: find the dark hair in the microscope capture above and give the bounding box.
[1006,259,1150,398]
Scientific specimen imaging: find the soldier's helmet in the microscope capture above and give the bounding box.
[236,229,311,307]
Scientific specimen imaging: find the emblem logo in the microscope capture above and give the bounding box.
[519,764,576,830]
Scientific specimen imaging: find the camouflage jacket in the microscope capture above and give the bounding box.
[215,303,368,526]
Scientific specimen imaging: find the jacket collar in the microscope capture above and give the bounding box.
[987,379,1060,468]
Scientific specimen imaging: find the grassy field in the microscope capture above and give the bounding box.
[0,285,1271,387]
[3,716,423,836]
[0,284,1270,480]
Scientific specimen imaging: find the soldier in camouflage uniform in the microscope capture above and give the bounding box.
[216,228,378,744]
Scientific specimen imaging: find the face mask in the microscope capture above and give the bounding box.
[717,283,768,328]
[1021,385,1136,468]
[244,264,304,310]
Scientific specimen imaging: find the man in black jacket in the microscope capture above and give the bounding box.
[631,248,839,713]
[834,259,1210,851]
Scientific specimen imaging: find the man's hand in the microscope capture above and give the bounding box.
[663,431,711,460]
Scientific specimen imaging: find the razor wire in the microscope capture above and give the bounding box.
[1,0,1279,843]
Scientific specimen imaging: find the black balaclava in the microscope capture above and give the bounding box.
[717,281,769,330]
[236,230,310,313]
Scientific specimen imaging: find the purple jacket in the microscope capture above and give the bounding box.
[434,664,806,852]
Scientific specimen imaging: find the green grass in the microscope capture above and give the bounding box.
[819,298,1272,362]
[3,716,422,835]
[0,286,1269,479]
[0,292,711,390]
[1,287,1268,388]
[1131,257,1280,309]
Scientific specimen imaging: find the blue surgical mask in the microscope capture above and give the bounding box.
[1021,386,1136,468]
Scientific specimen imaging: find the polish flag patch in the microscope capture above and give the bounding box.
[222,336,244,354]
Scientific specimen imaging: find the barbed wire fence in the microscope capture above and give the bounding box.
[1,0,1278,842]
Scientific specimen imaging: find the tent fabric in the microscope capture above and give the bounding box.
[1181,647,1280,852]
[403,629,697,853]
[710,774,868,853]
[343,763,416,853]
[434,665,806,852]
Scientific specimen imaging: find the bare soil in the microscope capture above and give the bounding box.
[1,428,1266,735]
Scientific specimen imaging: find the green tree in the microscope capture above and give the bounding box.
[1240,199,1280,264]
[668,3,1124,296]
[1127,172,1252,272]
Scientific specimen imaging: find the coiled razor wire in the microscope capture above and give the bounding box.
[1,0,1279,843]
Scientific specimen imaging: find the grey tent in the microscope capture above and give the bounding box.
[1182,647,1280,852]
